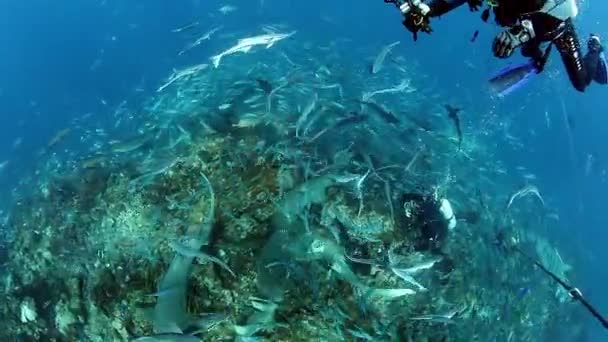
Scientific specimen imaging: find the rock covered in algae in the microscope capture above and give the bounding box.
[321,195,394,242]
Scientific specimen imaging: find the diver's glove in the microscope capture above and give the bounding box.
[588,34,604,53]
[493,20,536,58]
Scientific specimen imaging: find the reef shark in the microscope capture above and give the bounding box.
[210,31,296,68]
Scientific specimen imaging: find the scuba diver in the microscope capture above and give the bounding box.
[384,0,608,93]
[401,191,457,252]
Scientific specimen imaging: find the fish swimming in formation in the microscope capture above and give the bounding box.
[210,31,296,68]
[371,41,400,74]
[444,104,463,150]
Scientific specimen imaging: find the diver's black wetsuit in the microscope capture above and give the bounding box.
[405,0,606,92]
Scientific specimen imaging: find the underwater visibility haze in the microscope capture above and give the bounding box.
[0,0,607,340]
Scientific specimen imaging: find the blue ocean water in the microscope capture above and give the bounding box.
[0,0,606,340]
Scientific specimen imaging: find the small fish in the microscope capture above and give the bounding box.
[0,160,8,172]
[171,21,199,33]
[371,41,400,74]
[471,30,479,42]
[444,104,463,149]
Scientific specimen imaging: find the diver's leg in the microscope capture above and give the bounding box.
[553,19,589,92]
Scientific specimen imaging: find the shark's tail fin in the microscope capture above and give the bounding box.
[210,54,222,68]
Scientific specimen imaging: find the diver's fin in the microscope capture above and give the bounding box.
[594,52,608,84]
[489,60,539,97]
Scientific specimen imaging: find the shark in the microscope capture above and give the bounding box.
[178,26,222,56]
[210,31,296,68]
